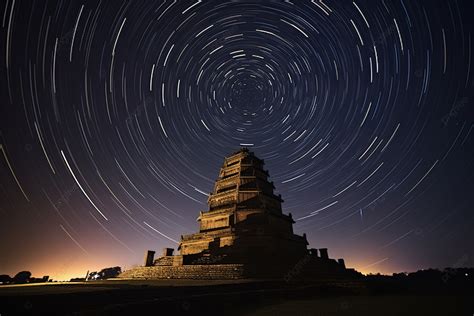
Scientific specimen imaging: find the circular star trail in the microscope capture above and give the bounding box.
[1,0,473,278]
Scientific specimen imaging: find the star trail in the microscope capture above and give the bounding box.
[0,0,473,279]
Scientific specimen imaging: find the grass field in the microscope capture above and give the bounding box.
[0,279,472,315]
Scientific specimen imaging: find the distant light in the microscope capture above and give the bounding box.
[466,273,469,277]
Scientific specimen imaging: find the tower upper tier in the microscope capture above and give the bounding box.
[207,148,283,213]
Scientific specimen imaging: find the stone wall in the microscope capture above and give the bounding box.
[154,256,173,266]
[119,264,246,280]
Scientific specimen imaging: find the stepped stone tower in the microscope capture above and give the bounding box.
[119,148,355,280]
[178,148,308,263]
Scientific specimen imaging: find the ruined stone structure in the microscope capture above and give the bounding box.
[179,148,309,265]
[120,148,353,280]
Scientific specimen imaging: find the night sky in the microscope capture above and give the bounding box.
[1,0,473,280]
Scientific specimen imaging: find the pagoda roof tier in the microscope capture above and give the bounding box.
[197,207,236,220]
[181,227,234,242]
[226,148,263,162]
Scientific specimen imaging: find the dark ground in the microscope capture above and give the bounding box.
[0,278,472,315]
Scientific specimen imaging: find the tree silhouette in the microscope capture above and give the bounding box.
[0,274,12,284]
[13,271,31,284]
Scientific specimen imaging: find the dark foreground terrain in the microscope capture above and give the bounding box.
[0,278,472,315]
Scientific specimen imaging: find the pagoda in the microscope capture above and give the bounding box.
[178,148,308,266]
[120,148,353,280]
